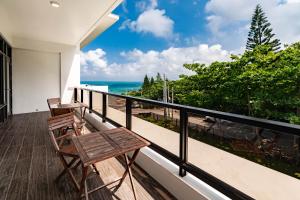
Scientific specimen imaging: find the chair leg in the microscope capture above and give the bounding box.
[59,155,80,191]
[55,157,78,183]
[73,159,82,170]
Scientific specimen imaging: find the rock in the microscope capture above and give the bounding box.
[204,116,216,123]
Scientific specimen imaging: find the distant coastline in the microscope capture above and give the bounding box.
[81,81,142,94]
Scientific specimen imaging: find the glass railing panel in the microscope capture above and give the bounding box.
[83,90,89,107]
[77,89,81,102]
[107,95,126,127]
[187,112,300,197]
[131,101,180,156]
[92,92,103,114]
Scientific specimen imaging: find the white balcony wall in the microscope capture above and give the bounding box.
[12,38,80,114]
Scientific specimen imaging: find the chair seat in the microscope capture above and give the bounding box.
[60,143,78,157]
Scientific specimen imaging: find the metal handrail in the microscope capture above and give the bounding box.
[75,87,300,135]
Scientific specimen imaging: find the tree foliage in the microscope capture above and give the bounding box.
[131,73,166,100]
[174,43,300,124]
[142,75,150,91]
[246,4,281,51]
[150,77,155,85]
[130,43,300,124]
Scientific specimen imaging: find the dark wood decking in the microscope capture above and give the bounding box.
[0,112,176,200]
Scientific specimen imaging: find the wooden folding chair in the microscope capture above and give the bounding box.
[47,113,99,191]
[48,113,81,190]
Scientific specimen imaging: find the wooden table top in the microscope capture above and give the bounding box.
[72,127,150,167]
[50,102,88,109]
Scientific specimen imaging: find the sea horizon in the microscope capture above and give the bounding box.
[81,80,142,94]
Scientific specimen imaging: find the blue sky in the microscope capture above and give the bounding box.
[82,0,209,63]
[81,0,300,81]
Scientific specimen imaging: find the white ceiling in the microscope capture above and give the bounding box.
[0,0,122,46]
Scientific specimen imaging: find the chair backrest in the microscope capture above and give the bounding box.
[47,98,61,116]
[48,112,75,131]
[47,112,77,152]
[47,97,61,107]
[51,108,73,117]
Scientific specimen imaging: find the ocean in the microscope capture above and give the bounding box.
[80,81,142,94]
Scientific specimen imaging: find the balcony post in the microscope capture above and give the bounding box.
[126,98,132,130]
[74,88,77,103]
[102,94,107,122]
[80,89,83,103]
[89,91,92,113]
[179,108,188,177]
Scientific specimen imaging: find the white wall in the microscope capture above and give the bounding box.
[12,37,80,114]
[13,49,60,113]
[60,46,80,103]
[0,5,13,44]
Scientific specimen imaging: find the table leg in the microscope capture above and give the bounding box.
[114,149,140,199]
[84,179,89,200]
[124,153,137,200]
[79,165,88,200]
[92,164,100,175]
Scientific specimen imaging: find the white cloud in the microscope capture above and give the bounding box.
[205,0,300,49]
[80,49,106,68]
[81,45,230,81]
[286,0,300,3]
[119,0,175,39]
[135,0,158,11]
[128,9,174,39]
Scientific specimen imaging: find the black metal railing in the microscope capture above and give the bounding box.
[74,87,300,200]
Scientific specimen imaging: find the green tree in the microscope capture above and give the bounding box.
[150,77,155,85]
[156,73,163,82]
[246,4,281,51]
[142,75,150,91]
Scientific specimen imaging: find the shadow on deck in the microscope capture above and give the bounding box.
[0,112,176,200]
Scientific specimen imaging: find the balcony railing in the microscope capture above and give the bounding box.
[74,87,300,200]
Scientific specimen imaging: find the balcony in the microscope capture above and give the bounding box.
[1,1,300,199]
[1,89,300,200]
[0,111,176,200]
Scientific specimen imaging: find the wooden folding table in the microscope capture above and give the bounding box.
[71,127,150,200]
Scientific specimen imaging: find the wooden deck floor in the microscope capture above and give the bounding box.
[0,112,176,200]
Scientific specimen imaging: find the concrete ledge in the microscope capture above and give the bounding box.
[135,147,230,200]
